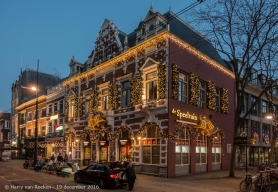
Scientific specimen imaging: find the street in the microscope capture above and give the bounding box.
[0,160,248,192]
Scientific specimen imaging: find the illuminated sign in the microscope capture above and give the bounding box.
[171,108,197,121]
[50,115,58,120]
[194,116,218,136]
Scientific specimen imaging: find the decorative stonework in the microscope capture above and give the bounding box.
[189,73,199,106]
[207,81,216,111]
[264,135,269,144]
[65,100,69,117]
[108,81,118,110]
[221,88,229,114]
[172,63,179,100]
[130,73,143,106]
[157,63,166,99]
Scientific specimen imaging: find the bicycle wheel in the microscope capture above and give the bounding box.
[239,180,252,192]
[261,180,271,192]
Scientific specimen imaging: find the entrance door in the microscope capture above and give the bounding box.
[100,147,108,163]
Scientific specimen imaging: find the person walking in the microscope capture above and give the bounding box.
[50,154,55,162]
[122,163,136,191]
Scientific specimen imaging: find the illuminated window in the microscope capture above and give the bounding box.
[69,99,75,118]
[196,135,207,164]
[142,126,160,164]
[102,89,109,110]
[212,133,221,163]
[175,128,190,165]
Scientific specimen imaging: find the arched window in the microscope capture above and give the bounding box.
[212,133,221,163]
[175,128,190,165]
[196,135,207,164]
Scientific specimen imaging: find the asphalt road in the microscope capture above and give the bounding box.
[0,160,253,192]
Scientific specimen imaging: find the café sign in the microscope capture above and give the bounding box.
[171,108,197,121]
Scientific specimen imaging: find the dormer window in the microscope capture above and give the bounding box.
[149,24,154,31]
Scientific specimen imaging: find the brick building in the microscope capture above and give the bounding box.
[62,6,235,177]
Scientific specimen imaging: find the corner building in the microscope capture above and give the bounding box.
[63,6,235,177]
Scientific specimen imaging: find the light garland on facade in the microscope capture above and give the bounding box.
[90,90,99,113]
[172,63,179,100]
[74,95,78,119]
[108,81,118,110]
[130,73,143,105]
[111,124,134,142]
[158,63,166,99]
[65,100,69,118]
[207,81,216,111]
[78,95,84,117]
[189,73,199,106]
[221,88,229,114]
[64,131,75,142]
[79,130,91,141]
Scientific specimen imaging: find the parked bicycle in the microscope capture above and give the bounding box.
[239,170,255,191]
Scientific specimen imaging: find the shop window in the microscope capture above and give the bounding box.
[85,94,91,114]
[215,88,220,113]
[196,135,207,164]
[212,133,221,163]
[178,73,188,103]
[102,89,109,110]
[142,125,160,164]
[175,128,190,165]
[198,81,206,109]
[146,72,157,101]
[121,81,130,107]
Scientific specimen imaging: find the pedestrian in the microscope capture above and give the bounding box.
[122,163,136,191]
[57,153,63,162]
[50,154,55,162]
[64,154,68,163]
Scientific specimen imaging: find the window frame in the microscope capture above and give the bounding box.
[146,72,158,101]
[198,81,206,109]
[178,73,188,103]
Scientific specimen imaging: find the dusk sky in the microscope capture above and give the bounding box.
[0,0,203,112]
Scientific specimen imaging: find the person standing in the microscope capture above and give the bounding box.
[64,154,68,163]
[57,153,63,162]
[50,154,55,162]
[122,163,136,191]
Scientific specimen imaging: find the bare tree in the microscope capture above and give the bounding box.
[186,0,278,177]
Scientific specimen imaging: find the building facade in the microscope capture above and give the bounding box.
[11,69,61,158]
[62,6,235,177]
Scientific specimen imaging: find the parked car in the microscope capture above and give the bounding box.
[74,161,129,188]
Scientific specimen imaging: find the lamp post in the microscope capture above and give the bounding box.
[33,60,39,166]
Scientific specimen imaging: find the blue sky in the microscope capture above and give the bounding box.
[0,0,203,112]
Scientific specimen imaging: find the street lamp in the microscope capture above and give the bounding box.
[34,60,39,166]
